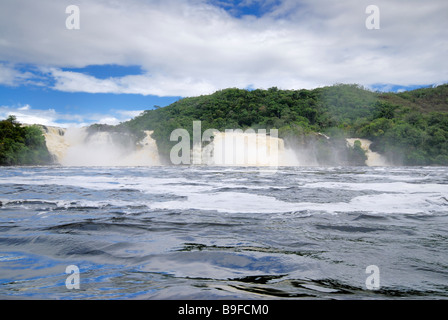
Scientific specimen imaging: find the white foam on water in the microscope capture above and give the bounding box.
[358,174,432,182]
[149,189,448,215]
[301,181,448,194]
[0,198,141,210]
[2,168,446,216]
[0,175,217,207]
[330,192,447,214]
[150,192,300,214]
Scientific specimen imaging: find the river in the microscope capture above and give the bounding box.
[0,166,447,299]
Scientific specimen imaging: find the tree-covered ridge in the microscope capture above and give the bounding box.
[121,84,448,166]
[0,115,53,166]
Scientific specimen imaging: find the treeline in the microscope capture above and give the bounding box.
[0,115,53,166]
[120,84,448,165]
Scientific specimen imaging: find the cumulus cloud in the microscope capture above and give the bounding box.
[49,68,217,97]
[0,0,446,96]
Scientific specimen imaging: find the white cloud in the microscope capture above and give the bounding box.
[0,104,143,128]
[50,68,121,94]
[0,63,34,86]
[0,105,66,127]
[0,0,446,96]
[115,110,144,119]
[17,104,31,111]
[96,116,120,125]
[49,68,217,97]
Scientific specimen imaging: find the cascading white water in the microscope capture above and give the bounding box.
[42,126,387,167]
[42,127,161,166]
[42,126,69,164]
[124,130,161,166]
[346,138,388,166]
[198,131,300,166]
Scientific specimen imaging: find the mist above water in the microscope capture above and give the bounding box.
[43,127,160,166]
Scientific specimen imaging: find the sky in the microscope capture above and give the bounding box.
[0,0,447,127]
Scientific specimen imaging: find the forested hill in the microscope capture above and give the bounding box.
[2,83,447,166]
[118,83,448,165]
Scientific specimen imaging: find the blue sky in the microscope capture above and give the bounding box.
[0,63,182,127]
[0,0,447,127]
[0,64,181,126]
[209,0,283,18]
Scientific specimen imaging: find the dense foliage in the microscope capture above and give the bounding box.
[120,84,448,165]
[0,115,53,166]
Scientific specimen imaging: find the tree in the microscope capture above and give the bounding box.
[0,116,52,166]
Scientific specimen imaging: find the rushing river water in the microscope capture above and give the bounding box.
[0,166,447,299]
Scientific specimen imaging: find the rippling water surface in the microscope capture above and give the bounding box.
[0,166,447,299]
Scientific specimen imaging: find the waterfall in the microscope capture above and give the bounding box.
[42,127,160,166]
[41,126,69,164]
[199,131,300,166]
[346,138,388,166]
[126,130,161,166]
[43,126,388,167]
